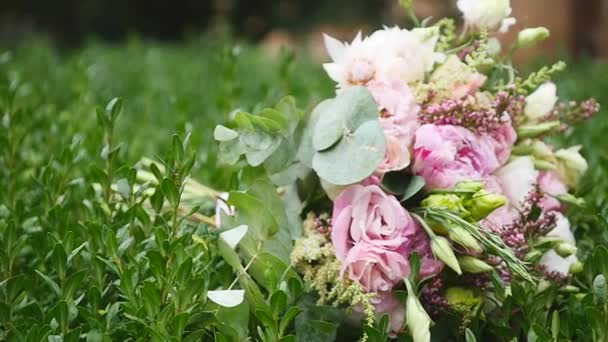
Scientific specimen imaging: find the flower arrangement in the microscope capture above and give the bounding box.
[212,0,600,340]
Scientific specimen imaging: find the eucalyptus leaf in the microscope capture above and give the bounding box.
[313,120,386,185]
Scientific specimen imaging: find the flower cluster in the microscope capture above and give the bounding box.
[291,1,600,338]
[207,0,602,340]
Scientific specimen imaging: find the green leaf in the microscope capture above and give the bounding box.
[593,274,607,305]
[270,290,288,317]
[312,86,379,151]
[465,328,477,342]
[64,270,87,300]
[296,320,337,342]
[161,178,180,207]
[279,307,302,337]
[402,175,426,201]
[313,120,385,185]
[35,270,62,298]
[105,97,123,122]
[228,191,278,239]
[51,300,69,332]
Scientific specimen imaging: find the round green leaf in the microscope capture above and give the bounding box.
[312,86,378,152]
[313,120,386,185]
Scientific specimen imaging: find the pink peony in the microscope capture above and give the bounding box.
[368,80,420,173]
[332,185,442,292]
[412,124,502,189]
[485,122,517,165]
[538,171,568,212]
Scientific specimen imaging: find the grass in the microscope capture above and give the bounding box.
[0,37,606,340]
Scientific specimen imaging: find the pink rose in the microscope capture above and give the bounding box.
[332,185,416,258]
[538,171,568,212]
[368,80,420,173]
[332,185,443,292]
[342,243,410,292]
[412,124,501,189]
[372,292,406,335]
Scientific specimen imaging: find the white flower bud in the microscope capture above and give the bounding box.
[517,27,550,49]
[555,243,577,258]
[457,0,516,33]
[555,145,588,188]
[431,236,462,275]
[405,279,431,342]
[458,256,494,273]
[524,82,558,121]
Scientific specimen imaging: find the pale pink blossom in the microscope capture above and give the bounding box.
[538,171,568,212]
[372,292,406,335]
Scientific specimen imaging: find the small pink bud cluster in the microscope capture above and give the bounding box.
[550,98,601,127]
[536,264,568,285]
[421,278,449,317]
[314,216,332,235]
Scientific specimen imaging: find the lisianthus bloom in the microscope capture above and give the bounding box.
[322,26,441,89]
[412,124,503,189]
[368,80,420,173]
[332,185,441,292]
[539,213,579,276]
[524,82,558,121]
[372,292,406,335]
[332,185,417,255]
[457,0,516,33]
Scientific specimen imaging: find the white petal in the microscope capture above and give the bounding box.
[207,290,245,307]
[322,63,344,84]
[499,17,517,33]
[322,34,346,61]
[495,157,538,209]
[219,225,248,249]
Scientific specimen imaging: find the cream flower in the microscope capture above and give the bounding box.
[457,0,516,33]
[524,82,558,121]
[322,26,441,89]
[555,145,588,187]
[494,157,538,210]
[539,213,579,276]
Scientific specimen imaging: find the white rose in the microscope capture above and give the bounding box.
[457,0,517,33]
[555,145,588,187]
[539,213,579,276]
[495,157,538,210]
[524,82,558,121]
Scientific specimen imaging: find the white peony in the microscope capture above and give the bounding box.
[555,145,588,187]
[524,82,558,121]
[539,213,579,275]
[494,157,538,210]
[322,26,442,89]
[457,0,516,33]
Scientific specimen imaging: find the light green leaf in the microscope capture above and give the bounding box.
[207,290,245,308]
[219,225,249,249]
[214,125,239,141]
[313,120,385,185]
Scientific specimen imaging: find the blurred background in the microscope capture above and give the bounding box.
[1,0,608,63]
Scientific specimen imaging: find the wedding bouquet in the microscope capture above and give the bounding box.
[211,0,600,340]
